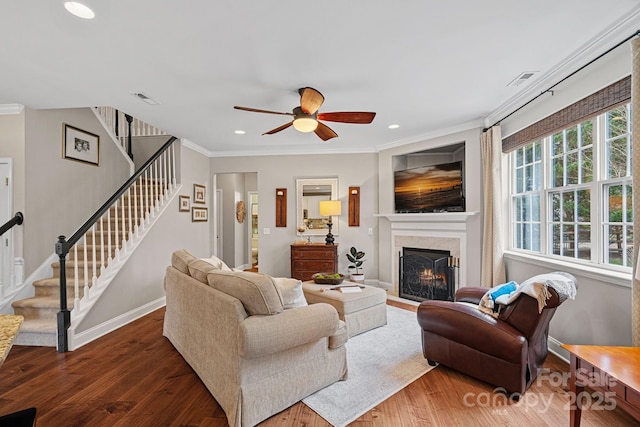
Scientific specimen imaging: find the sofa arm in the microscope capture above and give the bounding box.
[417,301,526,363]
[239,302,341,358]
[454,286,488,304]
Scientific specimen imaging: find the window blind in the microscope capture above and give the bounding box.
[502,76,631,153]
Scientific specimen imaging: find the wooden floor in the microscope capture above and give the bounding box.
[0,303,637,427]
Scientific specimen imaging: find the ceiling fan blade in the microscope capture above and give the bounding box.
[234,106,293,116]
[317,111,376,124]
[314,122,338,141]
[299,87,324,114]
[262,121,293,135]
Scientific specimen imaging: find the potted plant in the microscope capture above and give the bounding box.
[346,246,366,283]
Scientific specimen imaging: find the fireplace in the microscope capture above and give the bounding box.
[399,247,458,302]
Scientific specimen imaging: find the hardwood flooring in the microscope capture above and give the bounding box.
[0,303,637,426]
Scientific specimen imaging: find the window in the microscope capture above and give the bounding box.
[510,103,633,270]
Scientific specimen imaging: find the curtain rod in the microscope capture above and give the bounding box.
[483,29,640,132]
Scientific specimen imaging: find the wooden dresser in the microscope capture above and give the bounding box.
[290,243,338,281]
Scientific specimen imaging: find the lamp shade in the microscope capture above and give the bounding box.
[319,200,342,217]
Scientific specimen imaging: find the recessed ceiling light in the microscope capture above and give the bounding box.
[64,2,95,19]
[234,130,246,135]
[388,124,400,129]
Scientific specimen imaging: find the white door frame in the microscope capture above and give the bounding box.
[215,188,223,258]
[0,159,14,294]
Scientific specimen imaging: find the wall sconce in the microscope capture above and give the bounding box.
[319,200,341,245]
[276,188,287,227]
[349,186,360,226]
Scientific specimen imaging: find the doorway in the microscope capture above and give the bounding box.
[248,191,258,270]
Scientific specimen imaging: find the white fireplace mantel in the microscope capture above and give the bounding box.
[378,211,479,297]
[375,212,478,223]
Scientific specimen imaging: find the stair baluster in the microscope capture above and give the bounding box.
[17,136,179,352]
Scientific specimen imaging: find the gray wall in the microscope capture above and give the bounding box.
[20,108,132,276]
[211,153,378,278]
[132,135,172,170]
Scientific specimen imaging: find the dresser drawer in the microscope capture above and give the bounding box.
[291,249,336,260]
[627,386,640,408]
[293,260,336,271]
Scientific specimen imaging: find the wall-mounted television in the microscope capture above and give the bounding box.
[394,161,464,213]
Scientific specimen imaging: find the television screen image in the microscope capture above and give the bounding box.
[394,161,464,213]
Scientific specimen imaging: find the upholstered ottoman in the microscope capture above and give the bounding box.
[302,282,387,337]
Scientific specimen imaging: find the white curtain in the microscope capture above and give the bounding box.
[480,126,506,287]
[631,37,640,347]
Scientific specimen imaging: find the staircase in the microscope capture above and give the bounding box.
[12,182,165,346]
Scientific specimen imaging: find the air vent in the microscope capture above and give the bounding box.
[507,71,538,87]
[131,92,159,105]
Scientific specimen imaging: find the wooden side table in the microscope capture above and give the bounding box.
[290,243,338,281]
[562,344,640,426]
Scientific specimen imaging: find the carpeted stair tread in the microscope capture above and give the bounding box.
[18,318,57,333]
[11,296,73,309]
[33,277,91,287]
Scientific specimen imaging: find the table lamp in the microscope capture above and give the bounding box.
[319,200,341,245]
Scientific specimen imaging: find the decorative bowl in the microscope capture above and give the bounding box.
[312,273,345,285]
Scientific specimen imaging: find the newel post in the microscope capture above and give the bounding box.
[55,235,70,352]
[125,113,134,160]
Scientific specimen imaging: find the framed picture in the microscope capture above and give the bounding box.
[192,207,208,222]
[179,195,190,212]
[193,184,206,204]
[63,124,100,166]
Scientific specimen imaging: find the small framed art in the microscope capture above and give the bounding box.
[179,195,190,212]
[193,184,206,204]
[192,207,208,222]
[63,124,100,166]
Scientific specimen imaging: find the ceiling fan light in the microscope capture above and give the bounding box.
[293,117,318,133]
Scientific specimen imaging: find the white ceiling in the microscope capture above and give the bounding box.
[1,1,639,156]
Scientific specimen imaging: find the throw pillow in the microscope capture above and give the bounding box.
[208,270,284,315]
[171,249,196,274]
[273,277,308,309]
[200,255,233,271]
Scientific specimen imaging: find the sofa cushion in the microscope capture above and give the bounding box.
[187,259,218,284]
[172,249,196,274]
[208,270,284,315]
[273,277,308,309]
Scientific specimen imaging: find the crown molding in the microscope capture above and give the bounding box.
[484,6,640,127]
[0,104,25,115]
[181,138,213,157]
[374,119,483,152]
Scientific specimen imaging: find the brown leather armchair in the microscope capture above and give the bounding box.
[417,284,571,396]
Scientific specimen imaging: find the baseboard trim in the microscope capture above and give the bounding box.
[69,297,166,351]
[547,336,569,364]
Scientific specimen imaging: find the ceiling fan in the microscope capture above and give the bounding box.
[233,87,376,141]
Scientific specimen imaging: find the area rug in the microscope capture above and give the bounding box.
[302,305,436,426]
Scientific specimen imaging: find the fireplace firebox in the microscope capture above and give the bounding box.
[399,247,458,302]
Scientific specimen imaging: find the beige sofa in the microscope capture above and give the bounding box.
[163,250,348,427]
